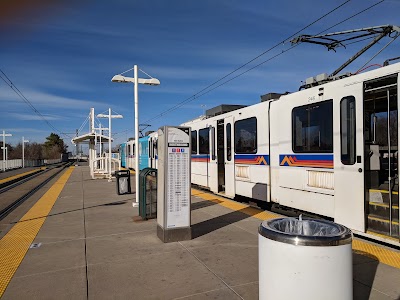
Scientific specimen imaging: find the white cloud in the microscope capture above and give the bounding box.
[8,113,65,121]
[4,128,49,133]
[0,88,100,110]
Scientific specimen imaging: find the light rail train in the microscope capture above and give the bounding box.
[120,61,400,246]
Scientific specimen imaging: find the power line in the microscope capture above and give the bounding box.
[0,69,71,139]
[143,0,385,124]
[142,1,351,124]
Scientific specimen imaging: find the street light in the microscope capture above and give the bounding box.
[22,137,29,168]
[97,108,123,182]
[1,130,12,172]
[111,65,160,207]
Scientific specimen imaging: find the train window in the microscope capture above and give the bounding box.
[235,117,257,154]
[199,128,209,154]
[226,123,232,161]
[340,96,356,165]
[191,130,197,154]
[292,100,333,153]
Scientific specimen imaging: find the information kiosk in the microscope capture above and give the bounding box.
[157,126,192,242]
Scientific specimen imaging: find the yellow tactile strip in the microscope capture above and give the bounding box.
[191,188,400,269]
[0,167,45,185]
[0,166,74,297]
[352,239,400,268]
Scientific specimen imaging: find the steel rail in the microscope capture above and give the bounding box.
[0,163,65,194]
[0,162,72,221]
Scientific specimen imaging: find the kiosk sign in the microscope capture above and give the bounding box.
[166,127,190,228]
[157,126,192,243]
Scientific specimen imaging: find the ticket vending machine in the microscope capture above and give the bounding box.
[157,126,192,242]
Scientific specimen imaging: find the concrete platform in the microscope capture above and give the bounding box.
[1,166,400,299]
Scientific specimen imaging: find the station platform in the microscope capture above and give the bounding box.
[0,166,399,299]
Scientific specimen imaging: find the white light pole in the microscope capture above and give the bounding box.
[99,123,103,170]
[22,137,29,168]
[111,65,160,207]
[1,146,7,170]
[1,130,12,172]
[97,109,123,182]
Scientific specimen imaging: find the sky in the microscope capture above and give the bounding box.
[1,0,399,152]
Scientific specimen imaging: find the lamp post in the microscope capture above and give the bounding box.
[1,130,12,172]
[99,124,103,169]
[22,137,29,168]
[1,147,8,170]
[97,108,123,181]
[111,65,160,207]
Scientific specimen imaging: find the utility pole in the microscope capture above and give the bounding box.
[1,130,12,172]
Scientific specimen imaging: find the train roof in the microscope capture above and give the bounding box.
[181,61,400,126]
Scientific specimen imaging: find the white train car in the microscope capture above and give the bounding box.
[125,139,136,170]
[120,131,158,171]
[183,104,270,201]
[183,62,400,245]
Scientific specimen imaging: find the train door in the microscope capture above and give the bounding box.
[224,116,235,197]
[121,144,126,167]
[209,121,218,193]
[139,138,149,170]
[148,139,152,168]
[334,88,365,232]
[217,119,225,193]
[153,139,158,169]
[364,74,399,240]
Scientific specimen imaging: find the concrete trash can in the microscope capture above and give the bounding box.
[115,170,131,195]
[258,217,352,300]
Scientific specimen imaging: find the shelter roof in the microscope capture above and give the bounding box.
[71,132,113,144]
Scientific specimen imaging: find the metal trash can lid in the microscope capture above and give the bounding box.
[115,170,130,177]
[259,217,352,246]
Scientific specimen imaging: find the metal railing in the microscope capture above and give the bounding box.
[139,168,157,220]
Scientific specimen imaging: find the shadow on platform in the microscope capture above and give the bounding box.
[191,207,252,239]
[353,250,379,300]
[191,200,220,211]
[8,199,132,224]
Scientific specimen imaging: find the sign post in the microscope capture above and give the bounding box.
[157,126,192,242]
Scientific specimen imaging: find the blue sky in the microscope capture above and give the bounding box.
[1,0,399,152]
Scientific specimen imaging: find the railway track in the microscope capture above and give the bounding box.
[0,162,72,221]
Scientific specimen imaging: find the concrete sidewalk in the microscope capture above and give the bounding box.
[2,166,400,299]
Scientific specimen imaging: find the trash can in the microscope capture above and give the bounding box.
[258,217,352,300]
[115,170,131,195]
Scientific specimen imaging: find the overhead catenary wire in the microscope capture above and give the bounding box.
[313,0,385,37]
[142,0,351,124]
[355,33,399,74]
[0,68,72,139]
[78,113,90,134]
[143,0,386,124]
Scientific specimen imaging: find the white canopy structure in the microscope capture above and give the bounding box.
[72,108,121,179]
